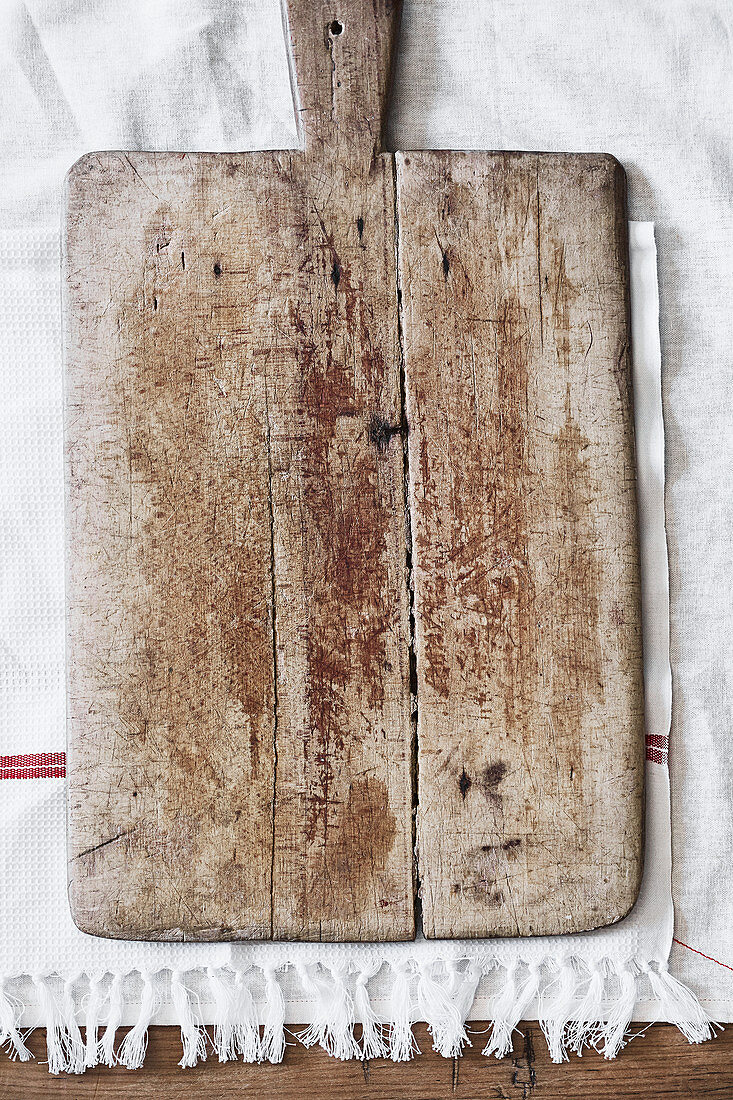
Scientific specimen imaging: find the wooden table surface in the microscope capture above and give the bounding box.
[1,1023,730,1098]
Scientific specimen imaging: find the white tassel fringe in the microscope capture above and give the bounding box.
[207,966,236,1062]
[171,970,207,1068]
[644,962,721,1044]
[0,977,32,1061]
[83,976,104,1069]
[100,973,123,1067]
[33,974,85,1075]
[600,962,638,1059]
[233,969,261,1061]
[416,960,473,1057]
[297,963,360,1060]
[389,962,420,1061]
[565,962,605,1055]
[2,956,720,1074]
[538,957,578,1063]
[354,962,389,1059]
[260,966,285,1064]
[117,971,156,1070]
[483,961,541,1058]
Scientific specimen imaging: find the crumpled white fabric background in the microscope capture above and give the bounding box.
[0,0,730,1058]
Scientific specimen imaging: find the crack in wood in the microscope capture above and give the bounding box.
[511,1027,536,1097]
[393,163,421,932]
[263,358,279,940]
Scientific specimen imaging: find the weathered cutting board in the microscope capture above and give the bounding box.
[64,0,644,941]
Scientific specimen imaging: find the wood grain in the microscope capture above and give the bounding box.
[65,0,414,941]
[398,151,644,937]
[65,151,283,939]
[2,1025,729,1099]
[267,0,412,942]
[66,0,644,941]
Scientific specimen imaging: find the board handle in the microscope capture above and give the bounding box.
[285,0,401,159]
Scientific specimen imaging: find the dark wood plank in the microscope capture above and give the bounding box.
[398,151,644,937]
[65,0,414,942]
[1,1024,729,1098]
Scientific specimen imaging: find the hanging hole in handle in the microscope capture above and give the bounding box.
[329,19,343,35]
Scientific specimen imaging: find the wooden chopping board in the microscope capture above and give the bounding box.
[64,0,644,942]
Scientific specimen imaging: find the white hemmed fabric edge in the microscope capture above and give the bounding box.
[0,222,720,1073]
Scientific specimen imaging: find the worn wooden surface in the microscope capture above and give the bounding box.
[66,0,644,942]
[399,151,644,937]
[65,0,414,941]
[2,1025,730,1098]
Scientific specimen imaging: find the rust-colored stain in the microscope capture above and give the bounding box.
[402,151,643,938]
[65,67,641,941]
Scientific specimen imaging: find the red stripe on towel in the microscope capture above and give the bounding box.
[673,938,733,972]
[645,733,668,764]
[0,752,66,779]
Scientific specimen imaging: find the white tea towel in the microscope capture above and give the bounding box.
[0,0,726,1074]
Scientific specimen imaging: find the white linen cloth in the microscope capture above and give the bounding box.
[0,0,728,1073]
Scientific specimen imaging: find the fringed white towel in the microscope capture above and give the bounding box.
[0,0,722,1075]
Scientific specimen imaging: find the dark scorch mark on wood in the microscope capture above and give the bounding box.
[483,761,507,789]
[479,762,508,806]
[368,413,402,452]
[482,837,521,853]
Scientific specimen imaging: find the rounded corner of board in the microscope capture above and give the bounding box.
[66,888,108,941]
[64,151,106,192]
[581,855,646,935]
[596,151,626,173]
[64,151,134,209]
[598,152,629,201]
